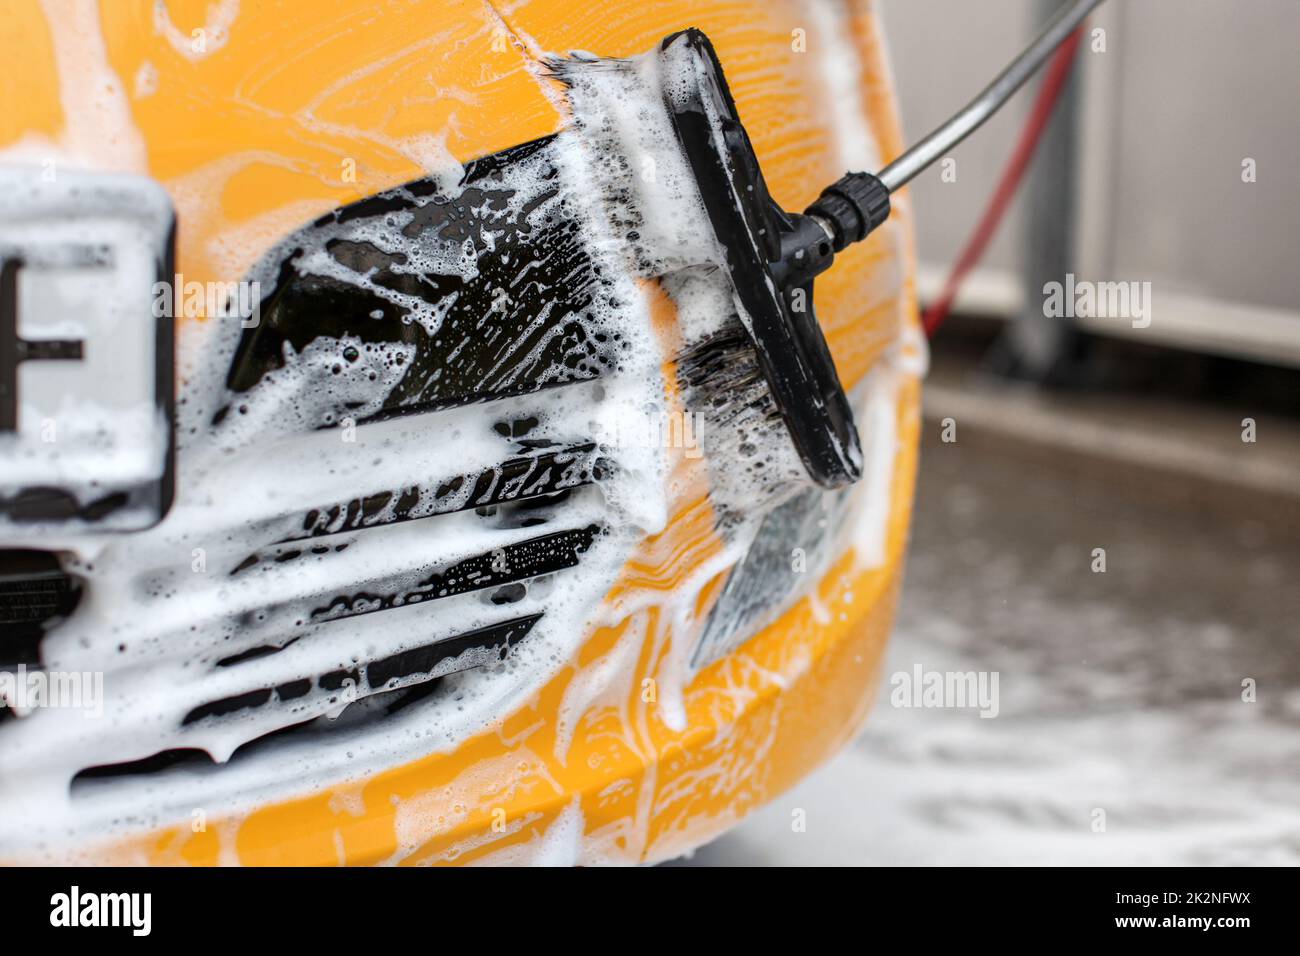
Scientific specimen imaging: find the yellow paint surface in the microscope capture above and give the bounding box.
[1,0,920,865]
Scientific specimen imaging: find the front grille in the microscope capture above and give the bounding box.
[0,456,613,833]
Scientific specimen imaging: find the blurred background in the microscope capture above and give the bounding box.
[682,0,1300,864]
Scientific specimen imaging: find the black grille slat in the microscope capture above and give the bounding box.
[307,524,598,624]
[286,445,596,544]
[181,688,273,726]
[181,614,541,727]
[226,448,601,579]
[366,613,539,688]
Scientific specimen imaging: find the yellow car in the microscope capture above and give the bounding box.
[0,0,919,865]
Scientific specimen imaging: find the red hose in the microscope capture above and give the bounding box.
[922,26,1085,339]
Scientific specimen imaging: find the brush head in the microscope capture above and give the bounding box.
[658,29,863,489]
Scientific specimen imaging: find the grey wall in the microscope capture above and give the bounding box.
[877,0,1300,360]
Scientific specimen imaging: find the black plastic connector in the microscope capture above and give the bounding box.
[806,172,892,252]
[770,214,837,291]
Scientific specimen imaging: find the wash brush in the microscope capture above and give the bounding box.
[228,0,1101,502]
